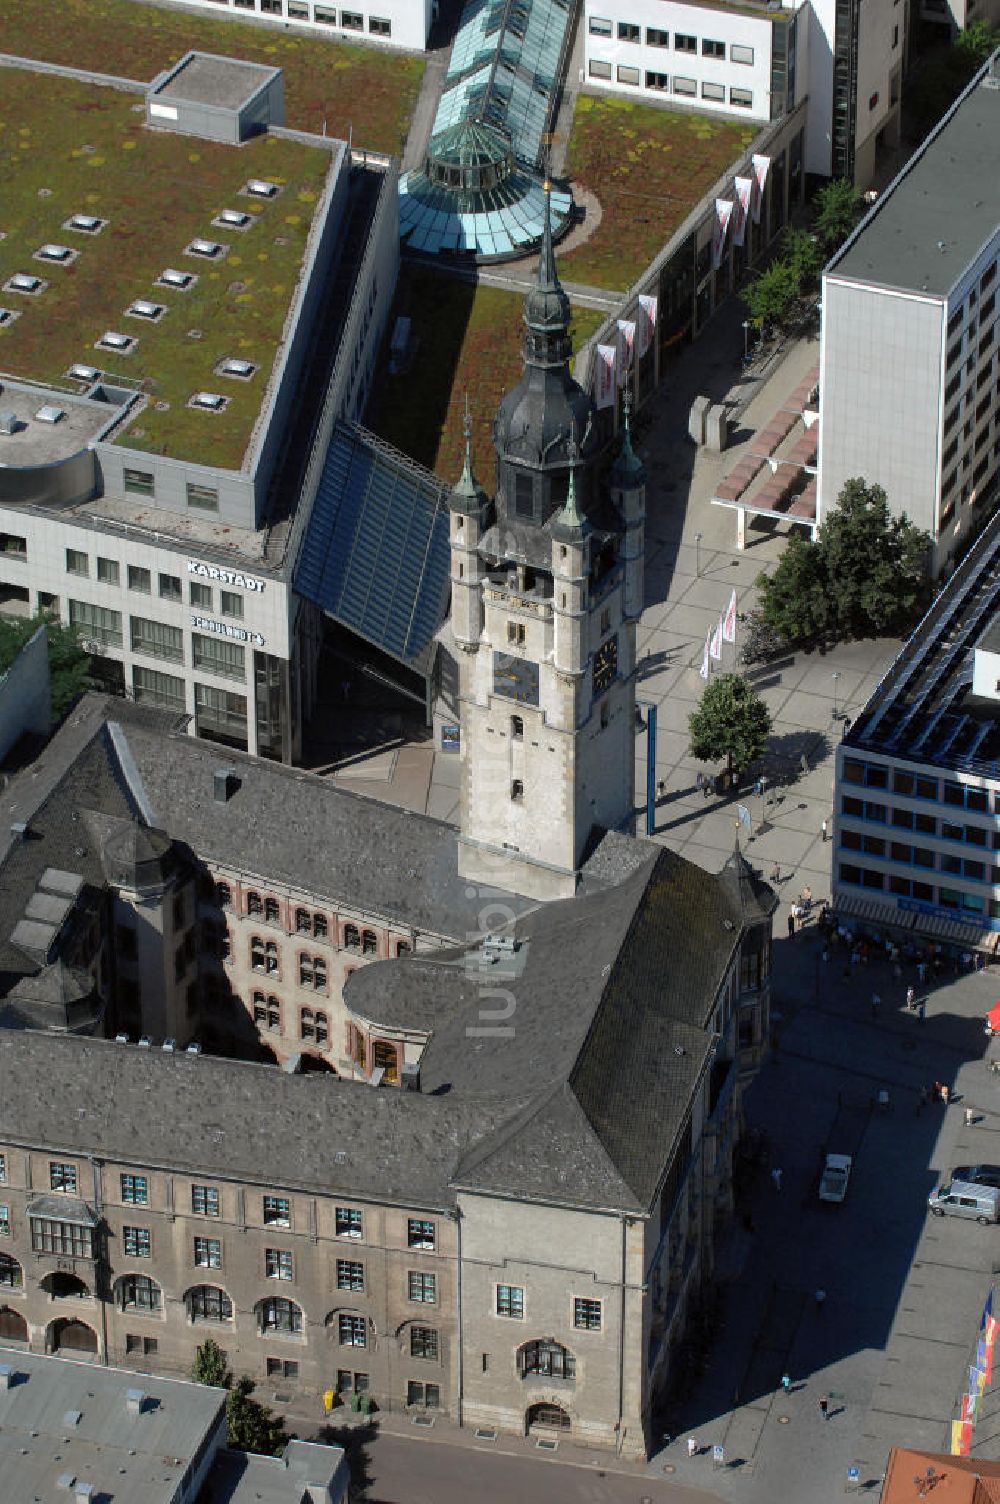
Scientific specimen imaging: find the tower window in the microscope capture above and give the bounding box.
[511,715,524,739]
[507,622,526,646]
[511,779,524,801]
[514,473,534,518]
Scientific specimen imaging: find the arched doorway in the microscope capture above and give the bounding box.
[526,1401,571,1432]
[0,1306,27,1341]
[41,1271,90,1300]
[48,1318,98,1356]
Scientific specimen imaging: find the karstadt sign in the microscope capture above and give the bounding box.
[187,559,266,594]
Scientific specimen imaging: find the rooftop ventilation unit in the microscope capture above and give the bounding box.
[188,239,223,258]
[246,179,278,197]
[9,273,42,293]
[0,411,19,435]
[138,1036,152,1049]
[162,1039,176,1052]
[217,209,250,227]
[125,1388,146,1416]
[64,1409,82,1426]
[97,331,134,352]
[38,243,72,262]
[219,357,256,379]
[68,214,104,233]
[74,1484,95,1503]
[115,1033,129,1044]
[35,405,65,425]
[401,1061,421,1092]
[191,391,225,411]
[214,767,238,803]
[128,300,163,320]
[67,363,100,383]
[0,1364,13,1390]
[0,309,15,326]
[187,1042,202,1055]
[159,268,193,289]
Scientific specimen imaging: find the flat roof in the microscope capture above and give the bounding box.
[829,55,1000,298]
[0,379,123,465]
[209,1441,349,1504]
[0,61,335,471]
[0,1350,225,1504]
[155,51,278,111]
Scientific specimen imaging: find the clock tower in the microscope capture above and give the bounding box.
[448,189,646,901]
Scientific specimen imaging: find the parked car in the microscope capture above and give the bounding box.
[818,1152,853,1203]
[928,1183,1000,1224]
[952,1165,1000,1190]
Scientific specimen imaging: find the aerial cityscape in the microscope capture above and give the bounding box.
[0,0,997,1500]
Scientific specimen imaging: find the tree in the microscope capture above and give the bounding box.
[954,20,1000,66]
[743,259,801,331]
[782,225,823,293]
[0,614,91,721]
[225,1376,289,1457]
[754,532,830,645]
[689,673,773,775]
[191,1337,231,1389]
[812,179,864,251]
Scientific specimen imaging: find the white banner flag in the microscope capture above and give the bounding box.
[700,630,710,681]
[594,344,616,409]
[637,294,658,358]
[733,177,753,247]
[710,620,723,660]
[751,154,771,224]
[722,588,738,643]
[616,319,636,386]
[737,803,752,832]
[712,199,734,270]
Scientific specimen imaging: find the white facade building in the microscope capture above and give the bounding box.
[818,51,1000,572]
[144,0,434,52]
[582,0,904,183]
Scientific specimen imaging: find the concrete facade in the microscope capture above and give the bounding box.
[134,0,434,52]
[0,624,50,762]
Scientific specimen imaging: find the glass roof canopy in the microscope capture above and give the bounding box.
[399,0,576,261]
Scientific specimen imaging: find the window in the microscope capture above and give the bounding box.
[730,87,753,108]
[337,1207,363,1238]
[157,572,181,602]
[702,37,725,56]
[248,892,263,915]
[31,1218,94,1258]
[408,1219,435,1250]
[646,70,669,90]
[408,1271,437,1303]
[216,881,232,908]
[121,1274,160,1311]
[220,590,243,620]
[266,1248,294,1281]
[300,1006,315,1040]
[264,897,280,924]
[314,913,328,939]
[507,621,526,646]
[193,633,245,680]
[497,1284,524,1319]
[69,599,123,648]
[407,1380,441,1408]
[121,1174,148,1206]
[520,1339,575,1378]
[674,32,696,51]
[339,1314,367,1346]
[0,533,26,559]
[187,482,219,512]
[362,930,378,956]
[410,1326,439,1360]
[0,1154,5,1183]
[50,1162,78,1194]
[189,1285,232,1322]
[344,924,361,951]
[123,1225,151,1258]
[646,25,669,45]
[731,43,754,63]
[369,15,391,33]
[192,1185,220,1218]
[673,75,696,95]
[702,81,725,101]
[617,64,640,84]
[131,617,183,662]
[617,20,640,40]
[296,907,311,933]
[0,1206,9,1237]
[511,779,524,801]
[251,936,279,974]
[574,1297,602,1329]
[194,1237,222,1269]
[128,565,151,594]
[96,556,120,586]
[337,1259,365,1291]
[589,14,612,34]
[511,714,524,739]
[588,59,612,79]
[263,1196,290,1228]
[340,9,363,27]
[123,468,155,498]
[66,549,88,578]
[0,1252,22,1287]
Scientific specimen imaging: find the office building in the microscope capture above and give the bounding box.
[134,0,433,52]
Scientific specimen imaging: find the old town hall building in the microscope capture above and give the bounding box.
[0,201,776,1457]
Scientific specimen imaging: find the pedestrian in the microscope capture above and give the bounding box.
[906,985,916,1011]
[932,1080,943,1103]
[771,1166,783,1192]
[702,772,711,799]
[802,885,813,909]
[787,912,796,938]
[656,779,666,799]
[819,1395,829,1421]
[821,818,828,842]
[965,1107,975,1127]
[771,862,782,884]
[941,1084,951,1107]
[918,1001,926,1023]
[687,1437,699,1459]
[917,961,927,985]
[781,1373,791,1393]
[814,1288,826,1311]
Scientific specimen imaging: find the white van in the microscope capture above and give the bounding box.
[927,1182,1000,1224]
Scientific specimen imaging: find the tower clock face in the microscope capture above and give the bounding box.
[593,635,618,695]
[493,651,540,706]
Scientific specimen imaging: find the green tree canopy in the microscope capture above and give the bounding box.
[689,673,773,772]
[754,477,931,647]
[191,1337,231,1389]
[743,259,801,330]
[781,225,823,293]
[226,1376,289,1457]
[0,615,90,721]
[812,178,865,250]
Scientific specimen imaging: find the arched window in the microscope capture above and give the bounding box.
[511,779,524,801]
[314,959,327,991]
[519,1340,575,1379]
[247,891,262,916]
[0,1306,27,1341]
[119,1274,161,1312]
[41,1270,89,1300]
[511,715,524,739]
[354,1029,366,1069]
[187,1285,233,1323]
[267,997,281,1032]
[315,1011,328,1045]
[313,914,328,940]
[216,881,231,908]
[295,907,311,934]
[299,955,313,988]
[259,1296,302,1335]
[0,1253,23,1290]
[362,929,378,956]
[396,940,411,957]
[373,1041,398,1084]
[264,897,280,925]
[251,937,265,972]
[253,991,266,1025]
[344,924,361,952]
[300,1008,315,1040]
[265,941,279,975]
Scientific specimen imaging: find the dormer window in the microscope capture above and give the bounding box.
[511,715,523,739]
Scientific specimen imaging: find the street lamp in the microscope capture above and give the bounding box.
[742,320,751,361]
[695,531,703,578]
[831,671,841,722]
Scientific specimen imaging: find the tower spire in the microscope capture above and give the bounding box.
[537,177,559,293]
[453,391,484,504]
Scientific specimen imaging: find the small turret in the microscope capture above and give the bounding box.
[449,398,490,650]
[552,433,590,680]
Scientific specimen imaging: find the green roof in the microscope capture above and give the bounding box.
[0,64,333,471]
